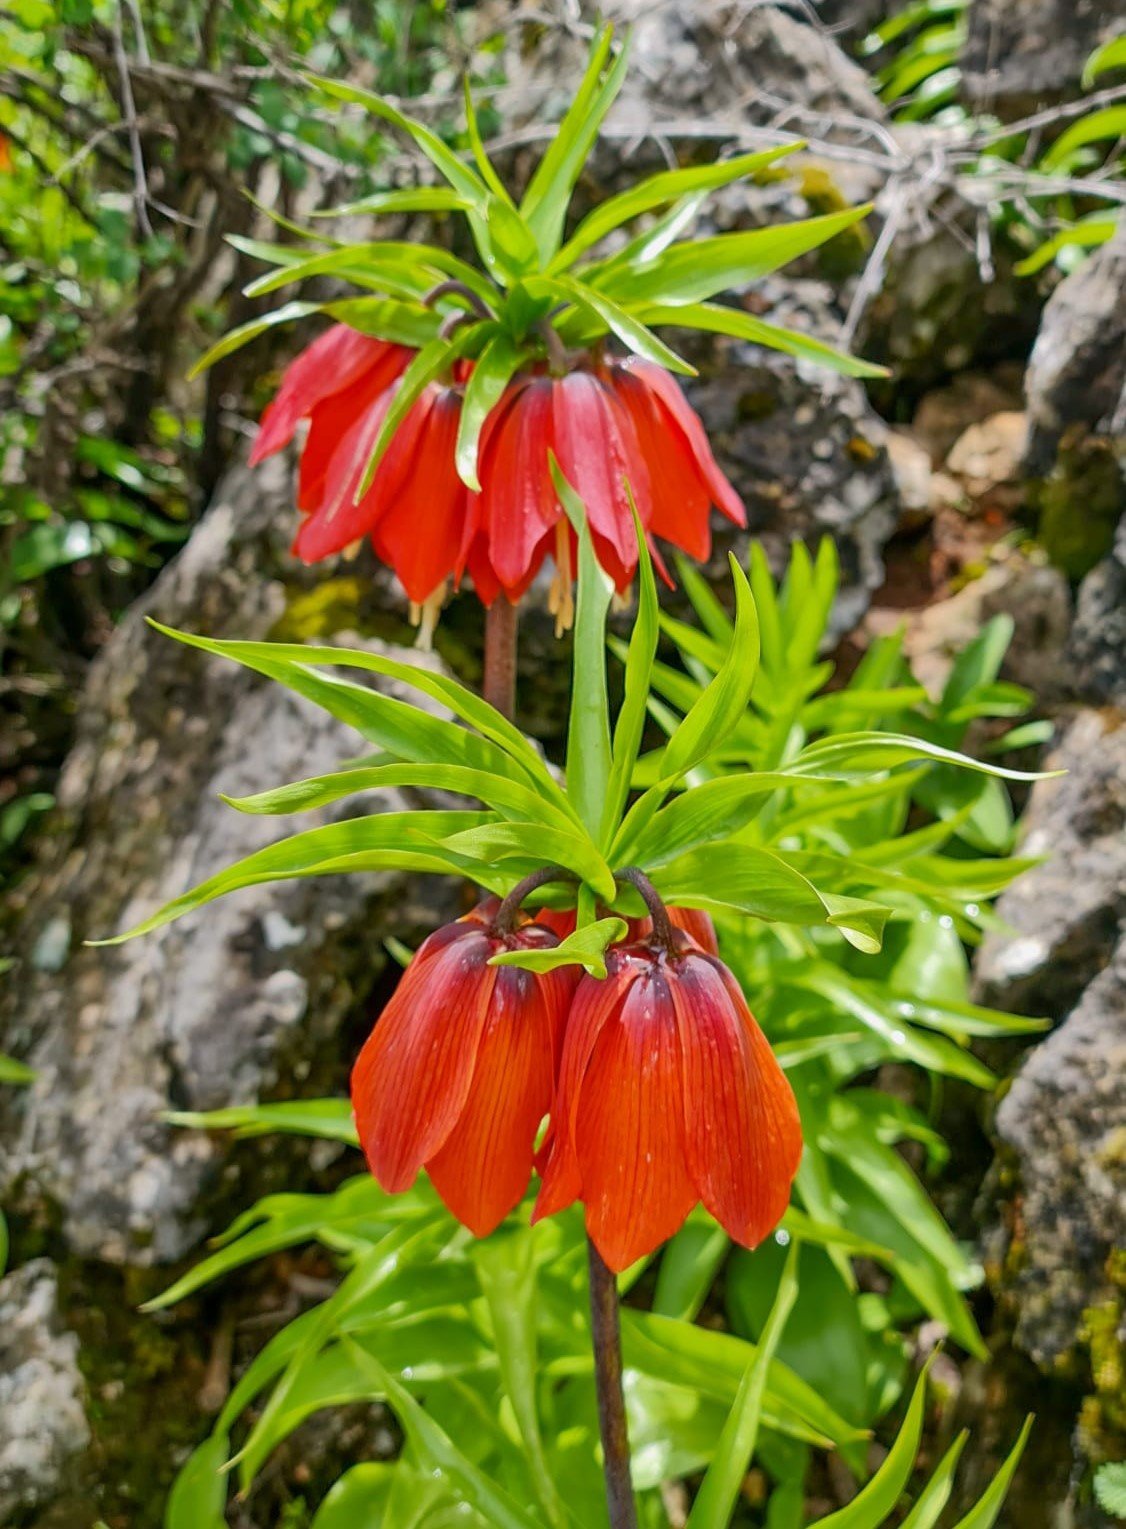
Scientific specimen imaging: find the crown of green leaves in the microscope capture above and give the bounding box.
[195,24,883,498]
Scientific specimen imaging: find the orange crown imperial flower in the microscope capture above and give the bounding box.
[350,896,577,1236]
[199,25,879,631]
[534,883,802,1273]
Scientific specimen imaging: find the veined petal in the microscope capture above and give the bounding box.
[670,953,801,1248]
[252,326,406,464]
[625,358,746,528]
[533,954,635,1222]
[292,379,395,561]
[612,367,712,561]
[296,364,392,517]
[552,372,650,580]
[426,964,557,1235]
[351,926,497,1193]
[573,963,697,1272]
[481,378,563,592]
[373,387,470,603]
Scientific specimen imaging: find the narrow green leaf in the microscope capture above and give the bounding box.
[660,557,760,781]
[532,274,696,374]
[463,77,512,202]
[949,1417,1034,1529]
[556,458,614,838]
[165,1100,358,1144]
[470,1231,566,1529]
[521,26,631,262]
[93,812,496,944]
[1083,33,1126,85]
[163,1432,230,1529]
[308,76,488,204]
[358,326,486,496]
[686,1244,800,1529]
[807,1360,932,1527]
[1014,215,1119,275]
[490,917,627,977]
[633,300,888,378]
[793,731,1058,782]
[899,1432,969,1529]
[597,206,873,305]
[341,1340,545,1529]
[0,1054,34,1085]
[602,493,659,844]
[455,332,522,489]
[553,146,802,270]
[486,195,541,278]
[139,627,570,809]
[223,762,574,831]
[1040,106,1126,170]
[312,187,473,218]
[188,300,319,378]
[324,297,441,348]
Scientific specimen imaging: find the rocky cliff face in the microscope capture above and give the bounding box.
[1,1,1123,1524]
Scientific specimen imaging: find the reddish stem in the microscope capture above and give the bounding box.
[483,598,519,721]
[588,1242,639,1529]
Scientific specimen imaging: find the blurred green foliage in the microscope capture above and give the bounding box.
[0,0,476,883]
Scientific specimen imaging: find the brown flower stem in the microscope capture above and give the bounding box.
[614,866,677,955]
[483,597,519,722]
[588,1240,639,1529]
[493,865,579,933]
[481,584,637,1528]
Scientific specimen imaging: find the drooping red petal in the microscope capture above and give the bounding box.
[670,953,801,1248]
[573,963,698,1272]
[532,956,636,1223]
[481,378,563,594]
[252,327,406,464]
[552,372,650,583]
[425,965,557,1235]
[292,380,395,561]
[612,368,712,561]
[624,359,746,528]
[296,364,391,519]
[351,926,497,1193]
[372,387,470,603]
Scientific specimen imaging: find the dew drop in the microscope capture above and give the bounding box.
[891,1029,907,1045]
[938,914,954,929]
[775,1228,791,1247]
[966,903,980,918]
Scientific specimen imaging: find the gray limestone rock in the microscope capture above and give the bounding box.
[0,1259,89,1523]
[961,0,1125,117]
[684,278,898,634]
[1070,517,1126,707]
[991,937,1126,1372]
[1024,221,1126,475]
[974,708,1126,1019]
[0,457,461,1265]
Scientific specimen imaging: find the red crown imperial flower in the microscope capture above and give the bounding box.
[351,897,578,1236]
[533,927,802,1273]
[250,328,746,628]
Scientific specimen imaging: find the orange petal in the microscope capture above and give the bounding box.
[425,965,557,1235]
[670,953,801,1248]
[351,927,496,1193]
[574,963,697,1272]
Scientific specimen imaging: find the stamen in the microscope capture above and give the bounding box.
[410,581,449,651]
[549,522,575,637]
[342,538,364,562]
